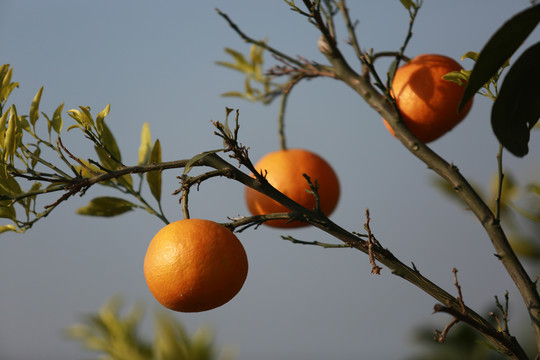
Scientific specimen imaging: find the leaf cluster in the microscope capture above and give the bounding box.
[216,44,282,104]
[0,67,168,232]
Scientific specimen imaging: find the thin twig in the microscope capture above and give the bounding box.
[281,235,351,248]
[364,209,382,274]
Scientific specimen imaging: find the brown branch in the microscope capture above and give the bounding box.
[312,3,539,357]
[364,209,382,275]
[434,268,466,343]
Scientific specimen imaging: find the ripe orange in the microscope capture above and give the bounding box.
[383,54,473,143]
[144,219,248,312]
[245,149,340,228]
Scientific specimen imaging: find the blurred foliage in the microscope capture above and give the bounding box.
[65,296,236,360]
[409,322,508,360]
[432,168,540,260]
[216,44,283,105]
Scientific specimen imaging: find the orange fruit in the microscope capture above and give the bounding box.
[245,149,340,228]
[383,54,473,143]
[144,219,248,312]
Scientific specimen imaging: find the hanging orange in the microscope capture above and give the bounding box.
[383,54,473,143]
[144,219,248,312]
[245,149,340,228]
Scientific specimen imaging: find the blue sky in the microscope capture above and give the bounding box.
[1,1,539,359]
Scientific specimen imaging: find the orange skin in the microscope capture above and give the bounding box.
[144,219,248,312]
[383,54,473,143]
[245,149,340,228]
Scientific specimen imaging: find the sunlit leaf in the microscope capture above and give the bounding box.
[52,103,64,134]
[0,64,9,85]
[4,105,18,162]
[74,160,103,178]
[0,224,19,234]
[146,139,162,202]
[79,106,95,128]
[461,51,479,62]
[460,4,540,110]
[17,115,30,133]
[138,122,152,165]
[0,66,19,104]
[95,104,111,135]
[29,86,44,127]
[399,0,414,11]
[221,91,248,98]
[214,61,247,73]
[66,124,81,132]
[76,196,137,217]
[68,106,94,129]
[491,42,540,157]
[224,47,248,66]
[0,107,11,148]
[442,70,470,87]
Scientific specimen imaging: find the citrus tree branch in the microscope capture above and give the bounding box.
[200,151,528,359]
[309,2,540,355]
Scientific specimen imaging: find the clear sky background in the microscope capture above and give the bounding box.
[1,1,539,359]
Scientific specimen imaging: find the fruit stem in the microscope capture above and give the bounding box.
[278,91,288,151]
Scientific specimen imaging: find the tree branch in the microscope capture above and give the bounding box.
[311,6,539,358]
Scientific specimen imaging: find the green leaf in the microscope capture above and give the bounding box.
[224,47,248,66]
[146,139,162,202]
[0,224,19,234]
[0,107,10,148]
[29,86,44,127]
[52,103,64,134]
[76,196,136,217]
[137,122,151,165]
[491,42,540,157]
[0,200,16,220]
[67,107,94,129]
[99,122,122,163]
[0,165,22,197]
[459,4,540,110]
[400,0,414,11]
[249,44,264,65]
[442,70,470,87]
[95,104,111,135]
[4,105,18,163]
[79,106,95,128]
[0,64,9,85]
[66,124,81,132]
[461,51,479,62]
[221,91,248,99]
[0,66,19,104]
[183,150,220,175]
